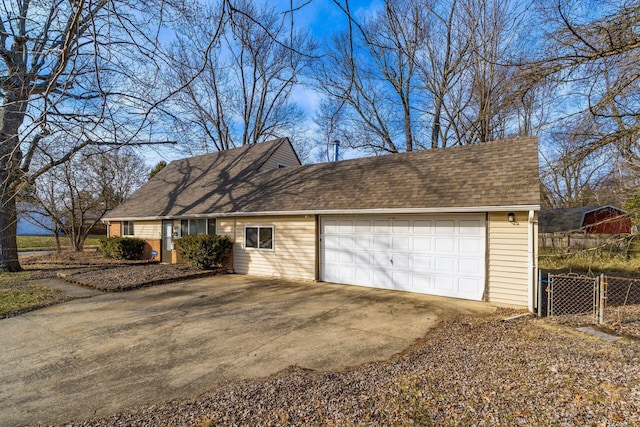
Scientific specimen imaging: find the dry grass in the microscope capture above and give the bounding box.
[0,272,68,318]
[539,250,640,277]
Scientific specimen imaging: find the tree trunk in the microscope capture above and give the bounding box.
[0,82,30,270]
[54,229,61,253]
[0,188,22,272]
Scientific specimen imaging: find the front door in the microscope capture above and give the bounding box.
[162,220,173,263]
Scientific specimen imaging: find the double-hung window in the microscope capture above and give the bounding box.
[245,226,273,250]
[180,218,217,236]
[121,221,134,236]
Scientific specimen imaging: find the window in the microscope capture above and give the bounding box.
[245,226,273,250]
[121,221,134,236]
[180,218,216,236]
[207,218,217,235]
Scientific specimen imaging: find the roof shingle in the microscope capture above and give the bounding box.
[105,137,540,220]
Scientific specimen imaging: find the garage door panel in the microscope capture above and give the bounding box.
[373,220,390,233]
[413,255,434,272]
[372,270,391,287]
[355,235,371,251]
[338,220,354,233]
[413,273,433,292]
[459,277,483,296]
[339,235,355,250]
[373,253,389,268]
[324,250,339,263]
[392,272,412,290]
[435,220,456,234]
[323,220,339,233]
[435,237,456,254]
[413,236,433,253]
[373,235,390,251]
[339,251,354,264]
[324,235,339,249]
[354,251,372,266]
[459,258,482,274]
[413,220,433,234]
[355,220,371,232]
[392,220,411,233]
[391,253,411,269]
[321,214,485,301]
[459,237,482,254]
[392,236,412,251]
[435,257,456,273]
[354,268,372,283]
[435,275,455,292]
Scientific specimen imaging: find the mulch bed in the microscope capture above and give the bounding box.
[21,252,222,292]
[42,310,640,426]
[58,263,221,292]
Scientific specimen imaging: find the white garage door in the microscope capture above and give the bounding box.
[320,215,486,300]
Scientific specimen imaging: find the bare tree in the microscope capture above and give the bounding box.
[317,0,535,153]
[24,147,146,252]
[315,0,424,154]
[0,0,180,271]
[164,0,316,154]
[528,1,640,162]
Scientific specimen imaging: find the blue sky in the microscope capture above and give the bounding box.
[144,1,383,167]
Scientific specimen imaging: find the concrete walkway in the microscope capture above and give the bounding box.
[37,277,103,298]
[0,275,494,426]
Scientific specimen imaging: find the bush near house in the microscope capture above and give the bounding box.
[99,237,146,260]
[175,235,232,269]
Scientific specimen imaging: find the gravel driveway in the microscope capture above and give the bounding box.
[49,311,640,426]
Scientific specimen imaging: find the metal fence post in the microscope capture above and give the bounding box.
[599,273,606,325]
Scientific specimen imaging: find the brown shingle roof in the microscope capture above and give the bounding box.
[105,137,540,220]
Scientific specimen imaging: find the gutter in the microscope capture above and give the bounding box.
[104,205,541,222]
[528,210,537,313]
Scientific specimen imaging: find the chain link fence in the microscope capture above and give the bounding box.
[604,276,640,324]
[541,274,640,327]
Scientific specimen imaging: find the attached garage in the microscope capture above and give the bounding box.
[104,137,540,310]
[320,214,486,300]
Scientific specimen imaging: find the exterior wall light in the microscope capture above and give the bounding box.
[508,212,516,223]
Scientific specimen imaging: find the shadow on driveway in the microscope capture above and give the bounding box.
[0,275,494,426]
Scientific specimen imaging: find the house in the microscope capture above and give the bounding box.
[103,137,540,310]
[539,206,632,235]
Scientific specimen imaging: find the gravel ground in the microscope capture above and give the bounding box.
[42,310,640,427]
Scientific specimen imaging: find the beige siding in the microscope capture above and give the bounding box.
[487,211,531,307]
[218,216,316,280]
[259,142,301,171]
[134,220,162,239]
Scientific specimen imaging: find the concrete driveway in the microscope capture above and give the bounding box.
[0,275,494,426]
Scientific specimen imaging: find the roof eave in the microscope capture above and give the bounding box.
[103,204,540,222]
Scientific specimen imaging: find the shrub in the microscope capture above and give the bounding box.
[99,237,146,260]
[175,235,232,269]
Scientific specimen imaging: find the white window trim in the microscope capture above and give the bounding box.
[179,218,217,237]
[244,225,274,251]
[122,221,134,236]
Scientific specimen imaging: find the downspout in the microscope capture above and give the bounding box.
[528,210,536,313]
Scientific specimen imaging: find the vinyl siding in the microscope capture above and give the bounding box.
[133,220,162,239]
[487,211,531,307]
[218,216,316,280]
[258,142,301,171]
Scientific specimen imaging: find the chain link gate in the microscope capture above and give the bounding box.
[544,274,640,326]
[546,274,599,318]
